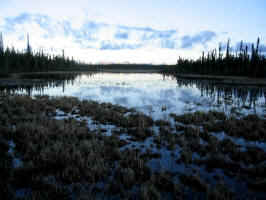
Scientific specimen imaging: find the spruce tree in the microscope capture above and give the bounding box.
[26,33,31,54]
[0,32,3,53]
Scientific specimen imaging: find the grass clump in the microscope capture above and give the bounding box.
[140,182,161,200]
[179,174,208,192]
[170,110,226,125]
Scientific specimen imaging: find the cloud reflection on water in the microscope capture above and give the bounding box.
[25,72,266,119]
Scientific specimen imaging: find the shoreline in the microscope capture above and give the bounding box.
[1,70,266,86]
[168,73,266,86]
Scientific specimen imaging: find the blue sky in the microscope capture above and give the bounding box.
[0,0,265,64]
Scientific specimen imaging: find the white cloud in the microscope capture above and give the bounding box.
[0,18,4,26]
[0,13,220,64]
[98,26,117,41]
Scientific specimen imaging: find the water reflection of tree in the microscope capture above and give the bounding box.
[0,73,87,96]
[172,77,266,111]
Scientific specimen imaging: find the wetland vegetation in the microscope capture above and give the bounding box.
[1,95,266,199]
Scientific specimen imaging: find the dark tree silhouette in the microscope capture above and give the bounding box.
[26,33,31,54]
[0,33,88,76]
[0,32,3,53]
[175,37,266,78]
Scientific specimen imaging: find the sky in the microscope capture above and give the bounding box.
[0,0,266,64]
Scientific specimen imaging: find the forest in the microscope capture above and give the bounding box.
[176,38,266,78]
[0,33,88,77]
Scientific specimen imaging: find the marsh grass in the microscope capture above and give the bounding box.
[0,95,164,198]
[206,182,234,200]
[140,182,161,200]
[155,110,266,196]
[1,95,266,199]
[179,174,208,192]
[170,110,226,125]
[0,137,14,199]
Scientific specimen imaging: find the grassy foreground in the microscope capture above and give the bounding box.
[1,95,266,199]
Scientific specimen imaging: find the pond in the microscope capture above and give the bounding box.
[2,72,266,119]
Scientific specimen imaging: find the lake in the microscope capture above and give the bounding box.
[2,72,265,119]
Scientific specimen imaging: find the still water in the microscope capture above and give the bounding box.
[2,72,266,119]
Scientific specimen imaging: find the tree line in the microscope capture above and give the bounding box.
[176,38,266,78]
[1,32,265,78]
[0,33,88,77]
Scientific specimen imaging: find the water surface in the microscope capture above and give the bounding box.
[2,72,266,119]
